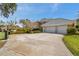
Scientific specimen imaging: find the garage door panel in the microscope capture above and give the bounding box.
[57,26,67,34]
[44,27,56,33]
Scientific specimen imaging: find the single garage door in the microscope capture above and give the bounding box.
[44,27,56,33]
[57,26,67,34]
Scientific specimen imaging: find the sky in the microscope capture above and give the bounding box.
[0,3,79,22]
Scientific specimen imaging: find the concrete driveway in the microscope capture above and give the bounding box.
[0,33,72,56]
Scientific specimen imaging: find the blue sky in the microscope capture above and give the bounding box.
[1,3,79,22]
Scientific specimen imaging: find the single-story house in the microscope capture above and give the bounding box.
[30,22,39,29]
[41,19,76,34]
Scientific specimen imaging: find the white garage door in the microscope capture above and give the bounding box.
[43,26,67,34]
[57,26,67,34]
[44,27,56,33]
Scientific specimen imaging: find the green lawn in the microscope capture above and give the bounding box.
[63,34,79,56]
[0,32,5,40]
[0,32,6,48]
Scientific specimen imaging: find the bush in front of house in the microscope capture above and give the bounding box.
[10,28,23,34]
[32,30,41,33]
[31,28,42,33]
[23,28,31,33]
[67,27,76,34]
[75,25,79,32]
[10,27,43,34]
[12,30,24,34]
[11,27,32,34]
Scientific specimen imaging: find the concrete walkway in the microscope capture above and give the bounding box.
[0,33,72,56]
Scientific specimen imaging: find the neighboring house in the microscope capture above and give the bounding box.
[41,18,76,34]
[16,23,23,28]
[30,22,39,29]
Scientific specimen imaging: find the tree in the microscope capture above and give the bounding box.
[0,20,5,31]
[76,19,79,25]
[20,19,31,28]
[0,3,17,18]
[7,20,17,30]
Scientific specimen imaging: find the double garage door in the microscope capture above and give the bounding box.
[43,26,67,34]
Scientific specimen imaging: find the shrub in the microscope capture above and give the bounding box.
[67,27,76,34]
[76,25,79,28]
[12,30,24,34]
[39,27,43,32]
[23,28,31,33]
[32,30,41,33]
[32,28,42,33]
[32,28,40,31]
[11,28,32,34]
[75,25,79,31]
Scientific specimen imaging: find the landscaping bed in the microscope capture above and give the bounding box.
[63,34,79,56]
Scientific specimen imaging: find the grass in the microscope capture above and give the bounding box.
[0,32,6,48]
[0,32,5,40]
[63,34,79,56]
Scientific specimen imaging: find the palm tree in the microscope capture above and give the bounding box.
[0,3,17,18]
[0,3,17,32]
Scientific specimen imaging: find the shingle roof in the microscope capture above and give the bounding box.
[41,19,75,27]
